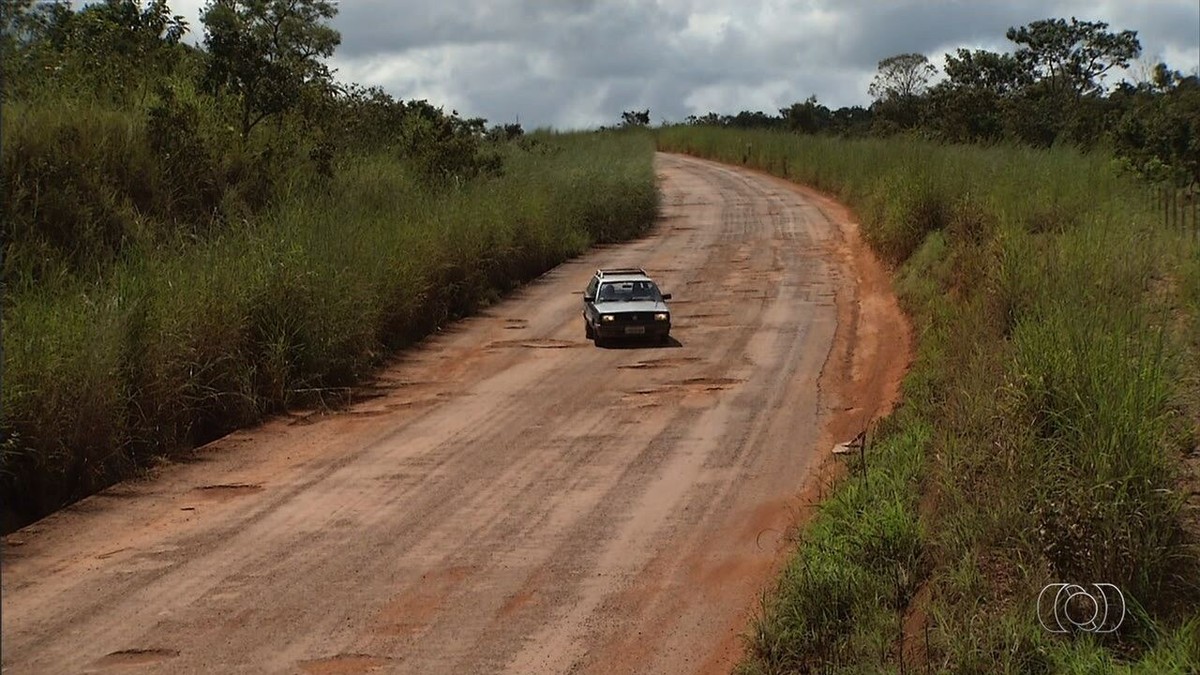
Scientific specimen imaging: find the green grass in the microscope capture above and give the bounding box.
[0,122,658,531]
[741,417,929,673]
[658,127,1200,673]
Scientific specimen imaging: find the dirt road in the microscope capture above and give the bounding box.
[1,154,908,674]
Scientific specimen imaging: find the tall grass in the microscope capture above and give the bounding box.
[1,93,339,290]
[1,125,658,531]
[657,128,1200,672]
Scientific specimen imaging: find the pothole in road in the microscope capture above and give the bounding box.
[375,378,434,388]
[192,483,263,500]
[92,649,179,669]
[298,654,392,674]
[674,377,746,391]
[95,547,129,560]
[620,377,745,404]
[618,357,701,370]
[488,338,580,350]
[348,397,443,417]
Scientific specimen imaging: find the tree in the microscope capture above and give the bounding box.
[926,49,1032,142]
[869,52,936,103]
[2,0,71,97]
[1,0,74,52]
[998,18,1140,145]
[1005,17,1141,99]
[828,106,872,136]
[869,53,935,131]
[685,112,724,126]
[397,100,502,182]
[943,48,1031,95]
[74,0,188,99]
[620,109,650,128]
[486,121,523,142]
[2,0,187,102]
[728,110,782,129]
[780,95,831,134]
[200,0,340,139]
[1112,67,1200,186]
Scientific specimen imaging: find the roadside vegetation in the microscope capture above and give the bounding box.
[0,1,657,532]
[658,84,1200,675]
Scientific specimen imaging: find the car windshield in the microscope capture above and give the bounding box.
[597,280,660,302]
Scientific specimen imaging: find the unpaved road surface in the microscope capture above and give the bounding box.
[1,154,908,674]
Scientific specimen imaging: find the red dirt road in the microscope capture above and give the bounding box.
[1,154,909,674]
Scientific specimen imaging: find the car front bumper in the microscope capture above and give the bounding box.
[595,321,671,340]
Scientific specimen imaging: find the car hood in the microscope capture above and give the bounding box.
[594,300,668,314]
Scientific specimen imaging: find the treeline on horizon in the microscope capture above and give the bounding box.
[672,17,1199,190]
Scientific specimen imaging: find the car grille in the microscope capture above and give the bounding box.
[611,313,654,324]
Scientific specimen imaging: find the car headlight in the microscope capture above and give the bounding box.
[654,313,669,321]
[601,314,615,323]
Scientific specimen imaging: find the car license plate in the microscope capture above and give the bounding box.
[624,325,645,335]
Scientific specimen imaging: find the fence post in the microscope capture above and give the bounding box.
[897,565,906,675]
[1173,187,1180,230]
[925,620,932,674]
[1161,185,1166,228]
[859,429,868,489]
[1185,183,1195,236]
[1185,187,1195,240]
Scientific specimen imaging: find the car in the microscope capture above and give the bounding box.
[582,267,672,347]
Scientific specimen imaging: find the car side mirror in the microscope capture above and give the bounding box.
[584,295,595,302]
[662,293,672,300]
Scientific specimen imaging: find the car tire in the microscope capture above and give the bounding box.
[584,320,594,340]
[660,333,670,345]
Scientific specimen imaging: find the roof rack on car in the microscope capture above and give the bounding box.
[596,267,647,278]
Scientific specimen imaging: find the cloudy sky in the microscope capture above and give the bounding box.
[168,0,1200,130]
